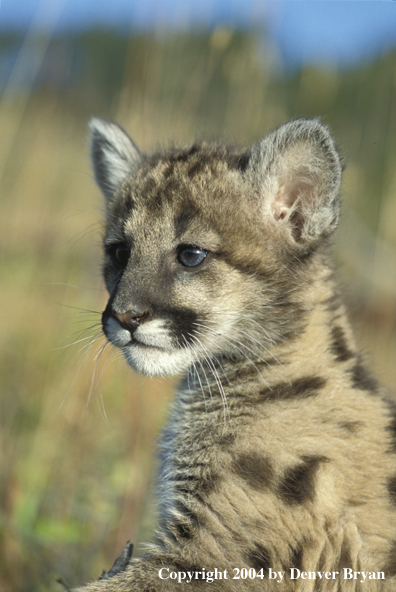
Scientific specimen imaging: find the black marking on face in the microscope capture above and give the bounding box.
[259,375,326,402]
[330,325,355,362]
[231,453,274,491]
[278,455,328,505]
[167,307,199,346]
[349,361,379,393]
[387,475,396,504]
[244,543,272,572]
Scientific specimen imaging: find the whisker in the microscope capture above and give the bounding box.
[57,332,105,412]
[182,335,211,406]
[193,322,271,388]
[54,327,102,351]
[87,340,110,408]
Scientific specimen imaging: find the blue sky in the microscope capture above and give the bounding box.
[1,1,396,68]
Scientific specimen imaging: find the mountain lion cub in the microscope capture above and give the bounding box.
[76,119,396,591]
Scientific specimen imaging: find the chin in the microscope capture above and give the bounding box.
[122,344,194,377]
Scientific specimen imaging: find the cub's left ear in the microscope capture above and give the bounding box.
[246,119,343,247]
[89,118,142,201]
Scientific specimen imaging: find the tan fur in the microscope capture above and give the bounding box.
[73,119,396,590]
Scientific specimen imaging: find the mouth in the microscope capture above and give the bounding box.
[128,338,167,353]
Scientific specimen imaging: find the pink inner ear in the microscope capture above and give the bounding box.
[272,201,289,221]
[272,182,299,221]
[271,181,311,242]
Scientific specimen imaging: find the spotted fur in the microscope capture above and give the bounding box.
[75,119,396,591]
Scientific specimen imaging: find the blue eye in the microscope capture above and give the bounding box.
[177,246,207,268]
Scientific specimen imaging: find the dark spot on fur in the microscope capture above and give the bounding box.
[173,207,200,239]
[338,421,364,433]
[150,184,165,211]
[141,175,157,196]
[219,432,236,447]
[171,520,194,540]
[236,150,251,172]
[383,541,396,576]
[224,148,251,171]
[163,162,175,179]
[187,160,206,179]
[232,453,274,491]
[288,544,303,571]
[185,149,216,179]
[168,146,200,165]
[167,502,201,541]
[278,455,328,505]
[234,359,285,383]
[245,543,271,572]
[347,498,364,507]
[176,500,199,520]
[173,471,219,498]
[170,457,220,498]
[349,361,378,392]
[220,252,274,279]
[330,326,355,362]
[388,475,396,504]
[109,194,134,222]
[323,293,341,312]
[260,376,326,402]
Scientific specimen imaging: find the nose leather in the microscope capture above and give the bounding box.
[113,309,149,332]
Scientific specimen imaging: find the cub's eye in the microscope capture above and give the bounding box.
[108,243,130,268]
[177,245,207,268]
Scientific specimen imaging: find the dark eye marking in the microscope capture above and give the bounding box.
[107,242,130,269]
[177,245,208,268]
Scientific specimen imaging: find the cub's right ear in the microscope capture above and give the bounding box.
[89,118,142,201]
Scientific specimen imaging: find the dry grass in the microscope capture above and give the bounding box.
[0,25,396,591]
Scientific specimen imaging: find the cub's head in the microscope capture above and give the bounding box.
[90,118,342,377]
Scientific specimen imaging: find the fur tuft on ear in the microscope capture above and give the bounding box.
[246,119,343,247]
[89,118,142,201]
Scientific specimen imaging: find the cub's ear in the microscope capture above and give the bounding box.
[89,118,142,201]
[246,119,342,248]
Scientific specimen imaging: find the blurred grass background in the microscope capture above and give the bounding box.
[1,17,396,592]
